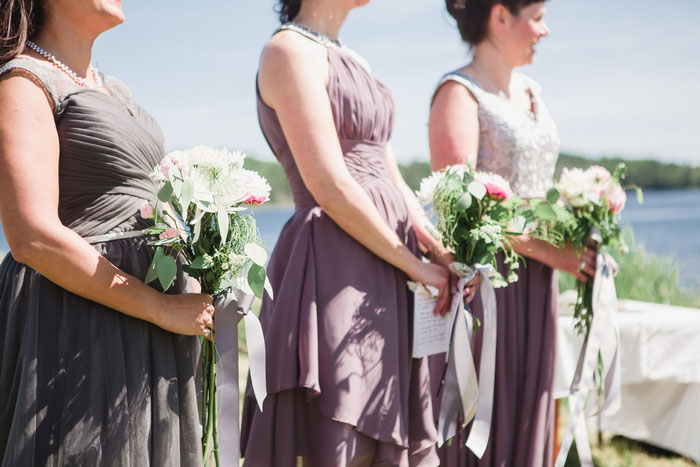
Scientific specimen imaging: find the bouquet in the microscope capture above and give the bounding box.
[525,163,642,336]
[416,165,524,287]
[416,165,525,454]
[141,146,272,466]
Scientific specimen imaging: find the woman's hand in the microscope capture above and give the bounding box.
[408,261,452,317]
[152,293,215,340]
[463,274,481,304]
[544,243,597,282]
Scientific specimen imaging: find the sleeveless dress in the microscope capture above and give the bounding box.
[429,72,560,467]
[239,32,439,466]
[0,58,202,467]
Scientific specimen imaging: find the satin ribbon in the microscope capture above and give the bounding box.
[437,262,497,459]
[214,290,267,464]
[554,252,621,467]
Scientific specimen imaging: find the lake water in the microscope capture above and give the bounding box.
[2,189,700,289]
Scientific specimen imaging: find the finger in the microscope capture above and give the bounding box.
[573,271,589,282]
[582,264,596,277]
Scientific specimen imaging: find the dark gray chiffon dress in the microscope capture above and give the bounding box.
[0,58,202,467]
[239,32,439,466]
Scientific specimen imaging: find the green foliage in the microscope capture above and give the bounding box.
[559,229,700,308]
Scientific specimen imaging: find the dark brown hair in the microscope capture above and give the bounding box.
[446,0,544,46]
[276,0,301,24]
[0,0,44,64]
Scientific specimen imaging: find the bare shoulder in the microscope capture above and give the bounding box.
[432,79,478,115]
[0,69,54,121]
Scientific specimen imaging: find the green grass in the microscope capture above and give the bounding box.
[559,228,700,308]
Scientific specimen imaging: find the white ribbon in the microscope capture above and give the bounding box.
[437,262,497,459]
[554,252,621,467]
[214,290,267,464]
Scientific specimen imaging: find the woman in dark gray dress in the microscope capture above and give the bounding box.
[428,1,596,465]
[0,1,214,465]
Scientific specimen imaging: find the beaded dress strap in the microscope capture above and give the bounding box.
[0,57,60,110]
[433,71,486,106]
[276,22,345,50]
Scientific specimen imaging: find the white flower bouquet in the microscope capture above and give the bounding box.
[141,146,272,466]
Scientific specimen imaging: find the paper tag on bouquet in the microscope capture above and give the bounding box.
[409,281,449,358]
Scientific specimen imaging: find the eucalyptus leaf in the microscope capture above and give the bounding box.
[156,255,178,291]
[145,247,164,284]
[546,187,561,204]
[180,180,194,220]
[245,243,268,266]
[247,263,266,298]
[635,187,644,204]
[191,207,203,243]
[462,171,474,184]
[467,181,487,200]
[157,182,173,203]
[535,202,559,221]
[456,192,472,211]
[188,256,206,269]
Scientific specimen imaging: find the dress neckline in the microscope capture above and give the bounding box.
[278,23,345,50]
[453,71,539,122]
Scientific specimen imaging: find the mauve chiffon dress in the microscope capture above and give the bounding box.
[429,71,561,467]
[0,58,201,466]
[239,31,439,466]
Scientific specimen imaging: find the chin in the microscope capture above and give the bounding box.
[352,0,371,8]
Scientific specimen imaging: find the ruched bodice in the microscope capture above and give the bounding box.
[436,71,560,199]
[257,47,394,208]
[0,58,164,237]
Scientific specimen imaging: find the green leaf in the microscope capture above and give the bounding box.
[247,263,266,298]
[157,255,178,291]
[158,182,173,203]
[264,276,274,300]
[467,181,486,200]
[546,187,561,204]
[456,192,472,212]
[635,187,644,205]
[245,243,268,266]
[535,202,559,221]
[180,180,194,218]
[145,247,164,284]
[217,207,229,246]
[462,171,474,184]
[188,256,206,269]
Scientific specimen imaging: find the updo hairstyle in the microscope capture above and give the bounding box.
[446,0,544,46]
[276,0,301,24]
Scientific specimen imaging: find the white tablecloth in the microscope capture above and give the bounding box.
[555,299,700,462]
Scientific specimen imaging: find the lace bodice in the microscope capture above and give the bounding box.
[436,72,560,199]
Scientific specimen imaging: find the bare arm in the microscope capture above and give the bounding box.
[0,73,213,336]
[258,33,450,311]
[429,80,480,171]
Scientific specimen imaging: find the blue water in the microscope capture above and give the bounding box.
[2,190,700,289]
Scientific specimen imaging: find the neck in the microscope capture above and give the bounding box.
[292,0,349,39]
[31,18,96,78]
[469,42,515,95]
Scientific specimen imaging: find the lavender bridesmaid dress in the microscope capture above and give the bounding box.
[429,71,560,467]
[240,29,439,466]
[0,59,201,466]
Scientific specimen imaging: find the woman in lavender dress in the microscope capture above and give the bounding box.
[428,1,597,465]
[239,0,480,465]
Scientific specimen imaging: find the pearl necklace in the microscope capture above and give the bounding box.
[280,22,344,49]
[26,41,102,89]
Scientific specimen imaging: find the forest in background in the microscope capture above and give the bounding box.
[245,153,700,205]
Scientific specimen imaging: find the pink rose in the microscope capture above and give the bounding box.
[607,184,626,214]
[244,194,268,205]
[483,182,509,201]
[139,202,154,219]
[475,172,513,201]
[588,165,611,183]
[159,227,178,240]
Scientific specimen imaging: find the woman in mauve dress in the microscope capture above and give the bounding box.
[0,1,214,465]
[427,1,597,465]
[239,0,479,465]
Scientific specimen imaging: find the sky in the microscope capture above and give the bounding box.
[93,0,700,165]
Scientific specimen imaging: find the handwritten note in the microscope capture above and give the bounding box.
[412,288,449,358]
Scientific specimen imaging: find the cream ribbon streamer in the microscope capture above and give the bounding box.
[437,262,497,460]
[554,252,621,467]
[214,290,267,464]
